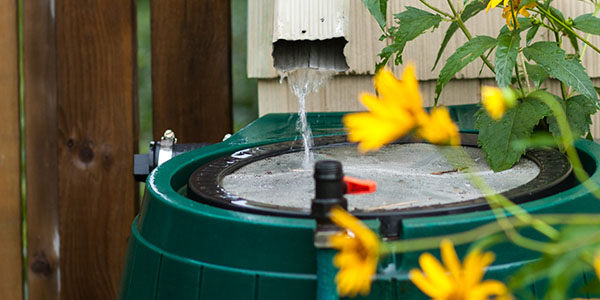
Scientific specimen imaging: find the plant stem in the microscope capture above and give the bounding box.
[580,4,600,59]
[419,0,453,18]
[441,147,560,240]
[447,0,496,74]
[380,214,600,255]
[514,58,525,93]
[520,51,532,90]
[536,5,600,55]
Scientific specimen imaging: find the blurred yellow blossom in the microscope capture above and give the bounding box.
[482,86,507,120]
[410,240,511,300]
[343,66,460,152]
[481,86,518,121]
[417,107,461,146]
[329,207,379,298]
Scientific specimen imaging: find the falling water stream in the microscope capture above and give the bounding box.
[282,68,335,169]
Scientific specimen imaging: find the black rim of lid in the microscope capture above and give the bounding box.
[187,133,573,220]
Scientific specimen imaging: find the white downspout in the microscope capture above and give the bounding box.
[272,0,350,72]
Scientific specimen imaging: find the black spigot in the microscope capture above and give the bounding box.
[311,160,348,231]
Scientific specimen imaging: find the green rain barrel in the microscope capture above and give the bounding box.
[119,104,600,299]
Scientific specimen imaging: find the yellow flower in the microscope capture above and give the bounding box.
[329,207,379,298]
[410,239,511,300]
[502,0,536,30]
[417,107,461,146]
[344,95,416,153]
[481,86,507,120]
[343,66,461,152]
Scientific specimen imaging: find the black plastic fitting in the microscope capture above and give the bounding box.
[311,160,348,226]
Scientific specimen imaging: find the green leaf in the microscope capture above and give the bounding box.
[525,62,549,88]
[475,98,551,171]
[495,31,521,87]
[574,13,600,36]
[432,1,486,71]
[548,95,598,139]
[361,0,388,29]
[435,36,496,101]
[526,24,540,46]
[549,7,580,53]
[383,7,442,66]
[523,42,598,102]
[596,86,600,97]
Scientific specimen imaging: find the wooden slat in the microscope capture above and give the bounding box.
[55,0,137,298]
[151,0,232,143]
[0,0,22,299]
[23,0,60,298]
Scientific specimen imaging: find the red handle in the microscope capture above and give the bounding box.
[343,176,377,195]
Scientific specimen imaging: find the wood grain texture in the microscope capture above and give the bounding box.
[151,0,232,143]
[55,0,137,298]
[23,0,60,298]
[0,0,22,299]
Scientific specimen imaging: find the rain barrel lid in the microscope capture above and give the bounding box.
[187,133,572,221]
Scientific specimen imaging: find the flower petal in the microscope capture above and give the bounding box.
[419,253,454,292]
[343,110,415,153]
[486,0,504,11]
[441,239,461,282]
[417,107,460,146]
[409,269,448,298]
[463,250,495,287]
[467,280,509,300]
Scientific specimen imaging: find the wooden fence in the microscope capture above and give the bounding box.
[0,0,232,299]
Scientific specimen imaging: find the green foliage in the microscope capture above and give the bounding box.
[377,7,441,70]
[523,42,598,102]
[475,98,551,171]
[510,225,600,300]
[574,13,600,36]
[495,31,521,87]
[549,6,580,53]
[435,36,496,102]
[432,0,487,71]
[360,0,388,29]
[525,63,549,88]
[547,95,598,140]
[526,24,540,46]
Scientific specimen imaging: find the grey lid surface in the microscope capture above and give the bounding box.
[221,143,540,211]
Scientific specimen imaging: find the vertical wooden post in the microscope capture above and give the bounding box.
[24,0,138,298]
[0,0,22,299]
[23,0,60,298]
[55,0,137,298]
[151,0,233,143]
